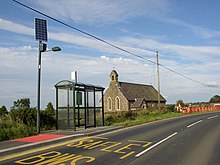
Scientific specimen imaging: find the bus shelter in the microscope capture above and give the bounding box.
[54,80,105,130]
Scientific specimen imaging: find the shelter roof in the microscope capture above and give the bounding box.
[55,80,104,90]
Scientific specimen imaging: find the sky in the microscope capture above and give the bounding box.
[0,0,220,109]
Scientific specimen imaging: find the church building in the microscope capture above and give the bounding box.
[104,70,166,112]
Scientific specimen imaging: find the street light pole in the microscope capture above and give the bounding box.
[36,42,61,134]
[37,41,42,134]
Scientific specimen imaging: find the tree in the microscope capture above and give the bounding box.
[41,102,56,130]
[209,95,220,103]
[0,106,8,116]
[176,99,185,107]
[10,98,36,126]
[45,102,55,116]
[11,98,30,110]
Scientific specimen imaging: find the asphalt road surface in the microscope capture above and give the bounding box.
[1,111,220,165]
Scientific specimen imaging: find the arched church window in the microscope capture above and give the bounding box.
[116,97,120,110]
[108,97,112,111]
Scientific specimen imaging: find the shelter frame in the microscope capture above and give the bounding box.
[55,80,105,130]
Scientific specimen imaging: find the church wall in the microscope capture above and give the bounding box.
[104,83,129,112]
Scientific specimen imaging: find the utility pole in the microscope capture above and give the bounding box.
[156,49,161,112]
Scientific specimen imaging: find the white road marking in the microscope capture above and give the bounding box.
[187,120,203,128]
[135,132,178,157]
[97,115,187,137]
[207,115,218,120]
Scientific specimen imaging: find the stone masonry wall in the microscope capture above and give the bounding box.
[104,83,129,112]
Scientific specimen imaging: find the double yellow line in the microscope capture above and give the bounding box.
[0,136,91,162]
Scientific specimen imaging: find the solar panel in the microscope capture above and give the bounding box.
[35,18,48,42]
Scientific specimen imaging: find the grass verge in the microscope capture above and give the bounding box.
[105,109,184,127]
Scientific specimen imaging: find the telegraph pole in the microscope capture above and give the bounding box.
[156,49,161,112]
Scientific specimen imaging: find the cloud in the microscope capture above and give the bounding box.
[1,18,220,72]
[28,0,171,24]
[1,17,220,108]
[160,44,220,63]
[164,18,220,39]
[1,16,220,66]
[0,18,33,36]
[0,46,37,108]
[1,43,219,109]
[1,18,220,78]
[0,18,148,57]
[0,45,153,108]
[116,36,220,68]
[206,82,220,88]
[14,0,220,41]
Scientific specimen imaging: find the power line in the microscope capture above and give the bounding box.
[12,0,216,88]
[12,0,155,65]
[159,64,207,86]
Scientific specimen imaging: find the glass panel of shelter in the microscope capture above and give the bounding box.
[74,87,96,129]
[57,88,74,129]
[86,89,95,128]
[95,91,103,126]
[75,88,85,128]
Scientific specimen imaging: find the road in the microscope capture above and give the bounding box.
[1,111,220,165]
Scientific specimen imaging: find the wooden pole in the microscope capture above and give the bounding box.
[156,49,161,112]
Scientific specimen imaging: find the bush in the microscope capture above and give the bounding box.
[0,99,57,141]
[105,111,139,126]
[40,110,56,130]
[124,111,137,120]
[104,107,183,127]
[165,104,176,112]
[10,105,37,127]
[0,114,35,141]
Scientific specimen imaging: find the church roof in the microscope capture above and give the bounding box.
[131,98,145,108]
[118,82,166,102]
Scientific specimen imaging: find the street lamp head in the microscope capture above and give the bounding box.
[52,46,61,52]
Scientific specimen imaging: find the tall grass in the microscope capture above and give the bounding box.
[104,107,183,127]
